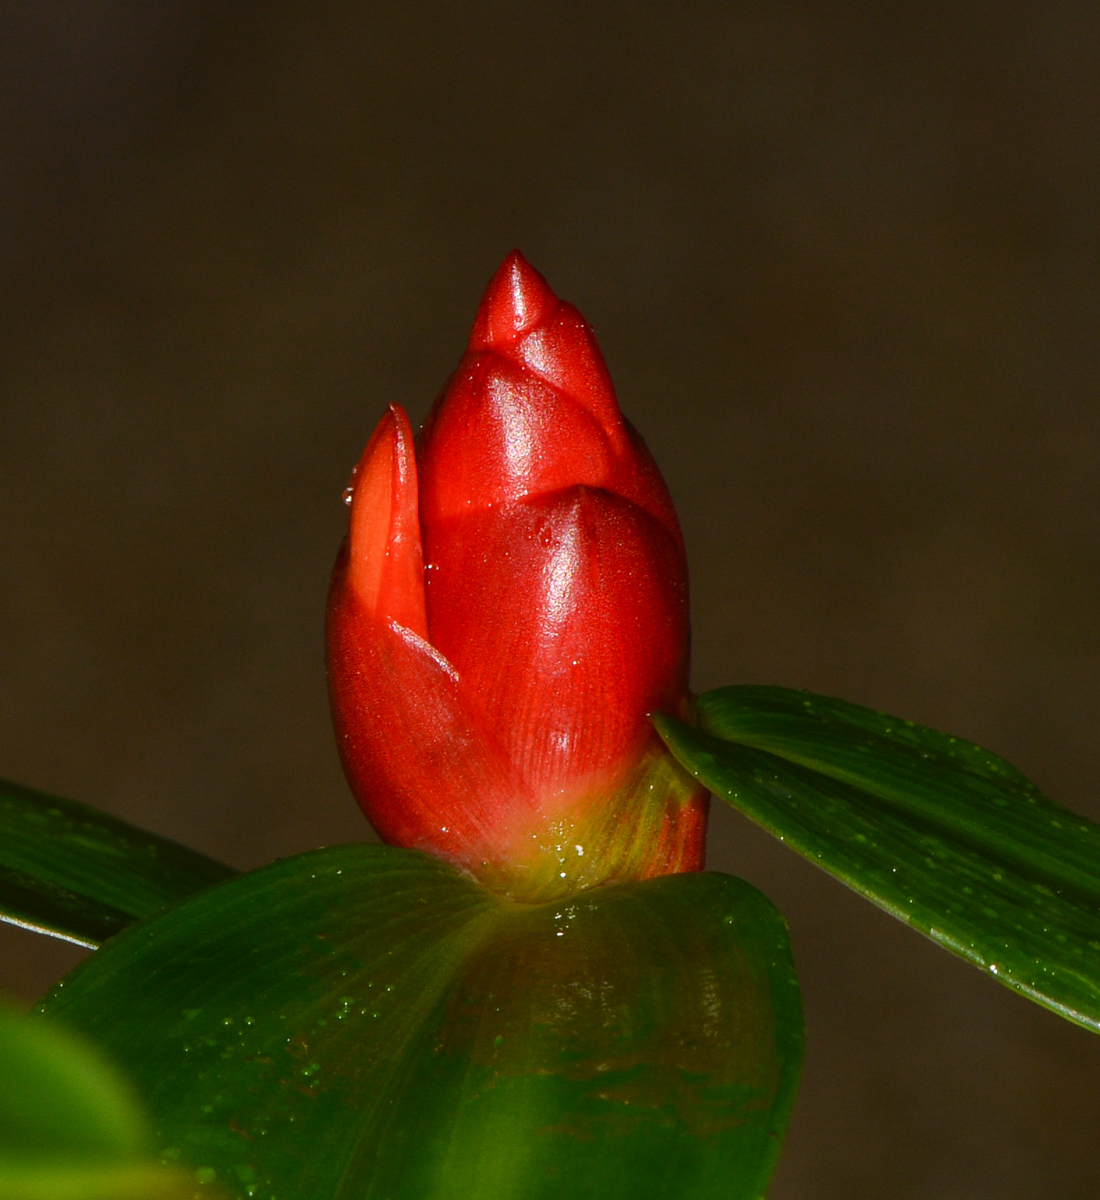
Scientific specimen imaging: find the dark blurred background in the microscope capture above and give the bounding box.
[2,2,1099,1196]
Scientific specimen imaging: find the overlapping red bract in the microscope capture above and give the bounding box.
[327,251,707,898]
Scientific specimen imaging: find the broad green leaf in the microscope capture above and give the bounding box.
[0,778,237,948]
[37,843,803,1200]
[655,685,1100,1033]
[0,1001,198,1199]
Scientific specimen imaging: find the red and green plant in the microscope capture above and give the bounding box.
[3,253,1099,1200]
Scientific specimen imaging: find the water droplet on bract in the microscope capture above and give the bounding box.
[342,486,354,506]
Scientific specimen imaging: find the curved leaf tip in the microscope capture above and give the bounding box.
[657,685,1100,1034]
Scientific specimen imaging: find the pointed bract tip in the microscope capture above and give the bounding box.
[346,403,428,638]
[468,250,559,351]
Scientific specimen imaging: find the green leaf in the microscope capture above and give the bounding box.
[0,1000,199,1199]
[0,778,237,948]
[37,843,803,1200]
[655,685,1100,1033]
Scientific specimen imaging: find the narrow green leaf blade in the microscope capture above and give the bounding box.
[655,686,1100,1032]
[698,686,1100,903]
[0,778,237,947]
[38,843,803,1200]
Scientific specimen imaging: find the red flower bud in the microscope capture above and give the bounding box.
[327,251,708,900]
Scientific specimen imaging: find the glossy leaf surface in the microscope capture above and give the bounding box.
[656,685,1100,1032]
[0,778,237,948]
[0,1001,196,1199]
[38,843,803,1200]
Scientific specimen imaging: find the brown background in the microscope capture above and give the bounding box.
[2,3,1099,1196]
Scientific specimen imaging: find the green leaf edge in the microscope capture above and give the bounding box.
[0,1000,204,1200]
[0,778,237,948]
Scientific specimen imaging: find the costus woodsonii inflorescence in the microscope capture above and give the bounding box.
[327,251,709,900]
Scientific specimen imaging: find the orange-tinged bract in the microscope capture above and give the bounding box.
[327,251,708,900]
